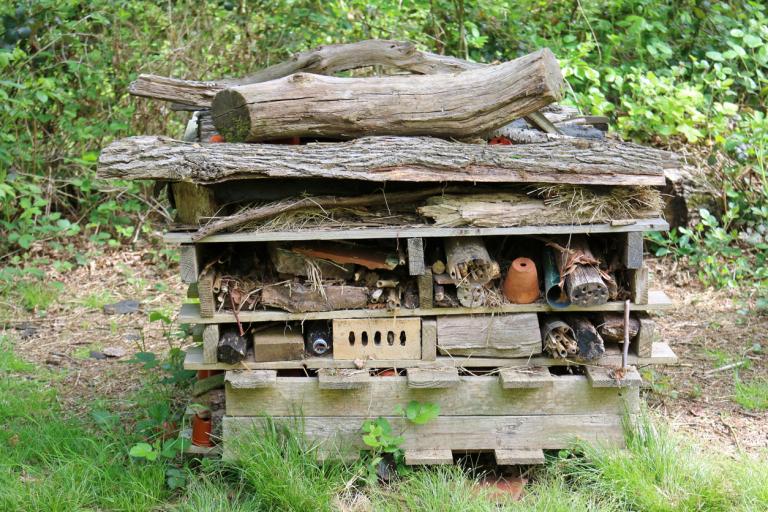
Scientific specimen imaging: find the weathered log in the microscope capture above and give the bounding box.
[267,243,354,280]
[211,49,563,142]
[597,313,640,343]
[291,242,400,270]
[128,40,484,108]
[444,237,498,285]
[554,237,609,307]
[565,316,605,361]
[260,283,368,313]
[218,327,248,364]
[98,136,672,187]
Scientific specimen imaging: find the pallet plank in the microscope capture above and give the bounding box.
[178,290,673,324]
[164,218,670,244]
[223,414,627,451]
[585,366,643,388]
[405,449,453,465]
[499,367,554,389]
[407,367,460,388]
[225,375,639,417]
[225,370,277,389]
[495,448,545,465]
[317,368,371,389]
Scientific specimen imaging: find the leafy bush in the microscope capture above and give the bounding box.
[1,0,766,288]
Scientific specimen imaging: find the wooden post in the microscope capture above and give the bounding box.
[171,182,218,225]
[418,270,434,309]
[179,244,200,284]
[421,318,437,361]
[630,266,649,305]
[198,267,216,318]
[633,315,655,358]
[202,324,219,364]
[407,238,426,276]
[622,232,644,269]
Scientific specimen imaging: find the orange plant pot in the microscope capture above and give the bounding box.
[503,257,540,304]
[197,370,211,380]
[191,413,212,447]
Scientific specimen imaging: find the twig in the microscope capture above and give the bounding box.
[704,361,747,375]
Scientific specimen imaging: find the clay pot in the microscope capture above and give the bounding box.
[191,412,212,447]
[196,370,211,380]
[503,257,540,304]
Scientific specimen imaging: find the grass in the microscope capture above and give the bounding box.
[1,336,766,511]
[734,375,768,411]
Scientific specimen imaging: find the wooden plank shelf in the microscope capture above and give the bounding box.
[179,290,672,324]
[184,341,678,371]
[163,218,669,244]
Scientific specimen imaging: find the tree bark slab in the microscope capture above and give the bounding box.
[99,136,672,186]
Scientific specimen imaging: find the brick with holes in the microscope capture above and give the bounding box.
[332,318,422,360]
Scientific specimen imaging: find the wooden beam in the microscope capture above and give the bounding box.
[317,368,371,390]
[407,238,426,276]
[187,283,199,299]
[171,182,218,225]
[225,370,277,389]
[495,448,546,465]
[421,318,437,361]
[634,316,656,358]
[223,414,628,451]
[202,324,219,364]
[184,342,677,371]
[630,267,649,305]
[225,374,639,417]
[417,270,434,309]
[252,326,304,362]
[499,367,554,389]
[197,267,216,318]
[622,232,644,269]
[436,314,541,358]
[405,449,453,465]
[407,367,460,388]
[585,366,643,388]
[179,245,200,284]
[178,290,674,324]
[98,136,673,187]
[163,218,670,244]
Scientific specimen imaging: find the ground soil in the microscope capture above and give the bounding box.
[2,245,766,455]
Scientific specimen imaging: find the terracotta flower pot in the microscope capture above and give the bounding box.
[191,412,212,447]
[503,257,540,304]
[197,370,211,380]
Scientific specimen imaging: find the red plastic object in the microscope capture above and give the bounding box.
[197,370,210,380]
[191,413,212,447]
[209,134,225,143]
[503,257,540,304]
[489,136,512,145]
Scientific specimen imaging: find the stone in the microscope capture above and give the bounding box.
[102,300,140,315]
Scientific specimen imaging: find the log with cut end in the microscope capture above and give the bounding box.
[443,237,499,285]
[218,327,248,364]
[211,49,563,141]
[98,136,672,187]
[260,283,368,313]
[565,316,605,360]
[554,237,609,307]
[597,313,640,343]
[129,40,484,108]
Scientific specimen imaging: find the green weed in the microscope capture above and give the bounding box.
[734,375,768,411]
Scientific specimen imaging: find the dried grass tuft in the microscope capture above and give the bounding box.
[533,185,663,223]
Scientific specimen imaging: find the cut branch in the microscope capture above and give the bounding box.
[129,40,484,108]
[98,136,673,186]
[211,49,563,141]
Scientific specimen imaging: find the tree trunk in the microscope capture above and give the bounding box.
[128,39,484,108]
[211,49,563,141]
[98,136,673,187]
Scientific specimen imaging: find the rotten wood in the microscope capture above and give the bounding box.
[291,242,400,270]
[443,237,499,285]
[98,135,673,187]
[211,49,563,141]
[218,327,248,364]
[565,316,605,361]
[260,283,368,313]
[129,40,484,108]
